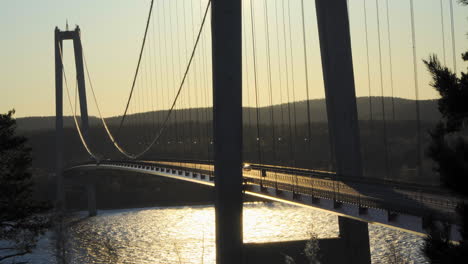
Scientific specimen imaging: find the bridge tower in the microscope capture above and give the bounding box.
[315,0,371,263]
[54,26,91,212]
[211,0,243,263]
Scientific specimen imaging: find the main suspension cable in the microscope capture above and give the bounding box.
[83,0,212,159]
[118,0,155,136]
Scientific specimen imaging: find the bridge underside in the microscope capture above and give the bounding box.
[68,161,461,241]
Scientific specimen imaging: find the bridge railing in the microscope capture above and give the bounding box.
[70,160,462,223]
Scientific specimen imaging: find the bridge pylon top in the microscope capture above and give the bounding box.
[55,25,81,40]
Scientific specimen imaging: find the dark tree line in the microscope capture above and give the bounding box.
[0,110,50,262]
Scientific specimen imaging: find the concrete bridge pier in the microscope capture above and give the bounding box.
[86,183,97,217]
[338,216,371,264]
[315,0,371,263]
[244,218,370,264]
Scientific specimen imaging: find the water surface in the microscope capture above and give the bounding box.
[23,202,427,263]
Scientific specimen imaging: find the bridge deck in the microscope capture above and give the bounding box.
[68,160,462,240]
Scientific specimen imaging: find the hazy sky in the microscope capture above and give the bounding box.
[1,0,467,118]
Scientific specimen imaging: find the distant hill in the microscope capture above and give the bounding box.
[16,97,442,185]
[16,97,440,132]
[244,97,440,124]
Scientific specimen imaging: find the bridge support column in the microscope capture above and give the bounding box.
[315,0,362,177]
[72,26,90,142]
[86,183,97,217]
[55,25,91,212]
[211,0,243,263]
[338,216,371,264]
[54,26,90,143]
[315,1,370,263]
[54,28,65,211]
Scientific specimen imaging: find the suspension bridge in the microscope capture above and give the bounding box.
[53,0,466,263]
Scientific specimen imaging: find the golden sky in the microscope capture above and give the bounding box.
[1,0,467,118]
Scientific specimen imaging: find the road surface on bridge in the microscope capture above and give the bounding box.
[148,161,460,217]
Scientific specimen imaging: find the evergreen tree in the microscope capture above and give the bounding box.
[423,1,468,262]
[0,110,50,262]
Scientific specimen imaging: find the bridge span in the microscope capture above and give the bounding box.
[52,0,468,262]
[68,160,462,241]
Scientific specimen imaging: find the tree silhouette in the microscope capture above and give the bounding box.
[423,1,468,261]
[0,110,50,262]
